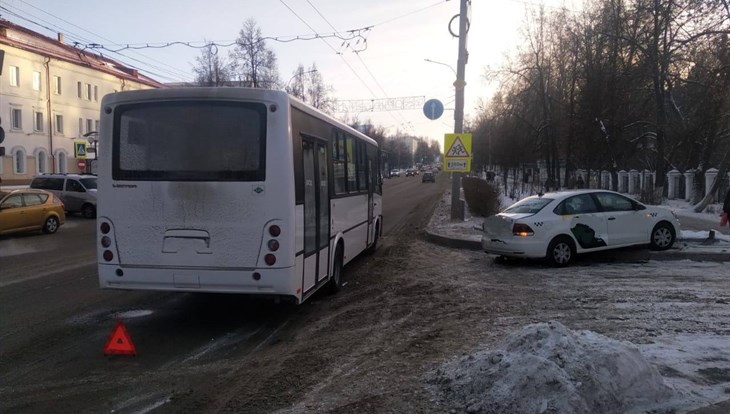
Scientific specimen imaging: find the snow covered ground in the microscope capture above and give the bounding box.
[424,182,730,413]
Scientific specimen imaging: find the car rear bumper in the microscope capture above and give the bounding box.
[481,236,547,258]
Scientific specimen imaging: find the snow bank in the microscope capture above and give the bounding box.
[428,321,674,414]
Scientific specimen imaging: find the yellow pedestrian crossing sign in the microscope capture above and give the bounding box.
[443,133,472,172]
[74,141,87,159]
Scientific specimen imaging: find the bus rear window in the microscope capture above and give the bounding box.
[113,101,267,181]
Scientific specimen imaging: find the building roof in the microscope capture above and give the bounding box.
[0,18,164,88]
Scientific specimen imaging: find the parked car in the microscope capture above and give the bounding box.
[390,169,401,178]
[405,169,416,177]
[30,173,97,218]
[480,189,680,266]
[0,189,66,235]
[422,171,435,183]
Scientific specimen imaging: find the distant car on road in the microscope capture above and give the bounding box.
[405,169,416,177]
[390,169,401,178]
[422,171,435,183]
[0,189,66,235]
[480,189,680,266]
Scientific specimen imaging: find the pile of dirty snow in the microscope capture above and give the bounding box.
[428,321,674,414]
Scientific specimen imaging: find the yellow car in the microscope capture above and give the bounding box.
[0,189,66,235]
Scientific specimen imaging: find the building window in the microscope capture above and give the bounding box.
[57,152,67,173]
[9,66,19,86]
[94,85,99,101]
[11,108,22,130]
[85,84,92,100]
[53,76,62,95]
[33,71,42,91]
[79,118,83,136]
[14,149,26,174]
[34,111,44,132]
[86,119,93,134]
[55,114,64,134]
[37,150,48,174]
[77,81,82,98]
[95,120,99,133]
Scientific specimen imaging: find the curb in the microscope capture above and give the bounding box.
[425,230,730,262]
[425,230,482,251]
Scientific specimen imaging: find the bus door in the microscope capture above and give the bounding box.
[301,137,330,293]
[367,157,374,245]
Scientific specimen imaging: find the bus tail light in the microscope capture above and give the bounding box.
[268,239,280,251]
[264,254,276,266]
[513,223,535,237]
[269,225,281,237]
[98,219,120,264]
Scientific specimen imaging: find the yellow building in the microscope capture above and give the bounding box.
[0,19,163,185]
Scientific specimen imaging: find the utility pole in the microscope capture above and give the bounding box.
[451,0,470,220]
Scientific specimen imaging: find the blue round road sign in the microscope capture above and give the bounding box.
[423,99,444,120]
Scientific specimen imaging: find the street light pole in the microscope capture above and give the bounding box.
[451,0,470,220]
[284,69,318,92]
[423,59,457,77]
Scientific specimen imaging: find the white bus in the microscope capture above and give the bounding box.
[96,88,382,304]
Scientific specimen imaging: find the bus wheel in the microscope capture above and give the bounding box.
[329,246,344,294]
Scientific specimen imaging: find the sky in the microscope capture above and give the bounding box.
[0,0,581,150]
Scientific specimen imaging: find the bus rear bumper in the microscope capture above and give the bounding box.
[98,264,302,300]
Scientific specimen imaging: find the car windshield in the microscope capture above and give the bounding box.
[503,197,554,214]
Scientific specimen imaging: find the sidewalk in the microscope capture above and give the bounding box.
[425,190,730,262]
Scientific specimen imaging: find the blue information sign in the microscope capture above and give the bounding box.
[423,99,444,120]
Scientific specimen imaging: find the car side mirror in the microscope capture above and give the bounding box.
[635,204,646,210]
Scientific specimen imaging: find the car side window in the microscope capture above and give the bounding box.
[30,178,47,189]
[560,194,599,215]
[594,192,635,212]
[23,193,45,206]
[33,178,64,190]
[65,179,85,192]
[1,195,24,209]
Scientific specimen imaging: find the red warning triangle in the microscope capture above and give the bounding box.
[103,321,137,356]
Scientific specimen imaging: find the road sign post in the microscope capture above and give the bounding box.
[450,0,470,220]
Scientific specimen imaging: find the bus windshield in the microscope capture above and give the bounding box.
[112,101,267,181]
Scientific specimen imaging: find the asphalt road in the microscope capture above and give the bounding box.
[0,172,448,413]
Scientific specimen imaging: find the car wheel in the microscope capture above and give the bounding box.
[650,222,675,251]
[43,216,60,234]
[81,204,96,219]
[329,245,344,294]
[546,236,574,267]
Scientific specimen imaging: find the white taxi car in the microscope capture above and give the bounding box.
[481,190,680,266]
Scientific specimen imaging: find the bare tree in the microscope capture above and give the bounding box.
[192,42,233,86]
[286,63,334,113]
[232,19,280,88]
